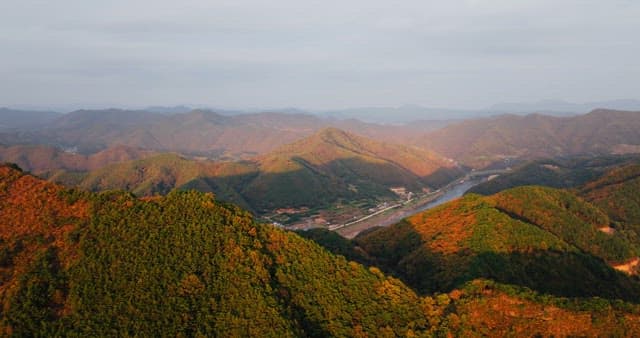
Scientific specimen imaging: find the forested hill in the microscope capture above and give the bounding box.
[353,185,640,299]
[467,155,640,196]
[0,164,432,336]
[463,156,640,249]
[3,163,640,336]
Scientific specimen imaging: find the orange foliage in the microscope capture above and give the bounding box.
[457,283,640,336]
[0,165,89,305]
[405,199,476,254]
[0,166,88,239]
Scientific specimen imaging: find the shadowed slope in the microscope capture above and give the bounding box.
[579,164,640,266]
[243,128,462,210]
[0,164,89,330]
[468,156,640,195]
[355,187,640,300]
[49,128,464,212]
[580,163,640,225]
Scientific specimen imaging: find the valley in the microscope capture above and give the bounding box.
[282,171,502,239]
[336,176,488,238]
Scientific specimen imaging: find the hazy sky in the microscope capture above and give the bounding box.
[1,0,639,110]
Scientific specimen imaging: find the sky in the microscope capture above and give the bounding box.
[1,0,639,110]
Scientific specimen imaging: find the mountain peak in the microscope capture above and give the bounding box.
[314,126,352,139]
[285,127,361,151]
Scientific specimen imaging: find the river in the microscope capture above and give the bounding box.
[414,178,484,213]
[336,177,485,238]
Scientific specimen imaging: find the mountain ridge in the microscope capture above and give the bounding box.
[43,128,463,212]
[350,183,640,298]
[420,109,640,168]
[0,109,433,159]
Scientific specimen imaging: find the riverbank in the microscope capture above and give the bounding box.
[336,177,486,238]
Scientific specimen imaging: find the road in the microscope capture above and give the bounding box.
[335,173,500,239]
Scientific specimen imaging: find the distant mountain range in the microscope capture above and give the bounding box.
[0,108,443,158]
[488,99,640,115]
[323,99,640,123]
[420,109,640,168]
[4,107,640,174]
[6,98,640,124]
[320,104,478,123]
[0,108,62,130]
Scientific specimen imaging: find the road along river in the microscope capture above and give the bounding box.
[336,177,486,239]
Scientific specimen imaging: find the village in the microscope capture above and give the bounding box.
[260,185,433,231]
[260,168,507,237]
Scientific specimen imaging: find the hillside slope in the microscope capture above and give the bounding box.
[420,109,640,168]
[579,164,640,253]
[50,128,464,212]
[50,153,258,210]
[0,144,156,175]
[467,155,640,195]
[580,163,640,225]
[244,128,462,210]
[354,186,640,299]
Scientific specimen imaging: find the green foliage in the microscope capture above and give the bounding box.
[580,163,640,239]
[468,156,638,196]
[56,187,91,205]
[466,196,571,254]
[6,247,67,336]
[459,279,640,314]
[0,238,21,268]
[4,189,434,336]
[295,228,371,264]
[355,189,640,301]
[492,186,638,262]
